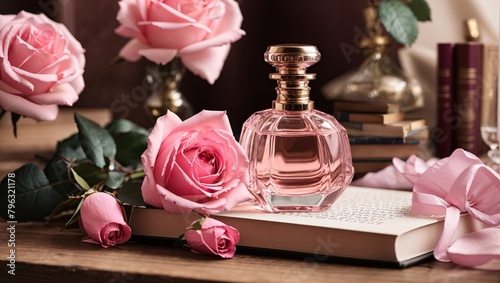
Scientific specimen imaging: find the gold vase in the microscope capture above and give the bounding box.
[144,57,194,121]
[339,35,424,112]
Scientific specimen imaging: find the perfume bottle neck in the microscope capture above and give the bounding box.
[271,67,315,111]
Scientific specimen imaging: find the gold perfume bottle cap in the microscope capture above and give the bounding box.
[264,44,320,111]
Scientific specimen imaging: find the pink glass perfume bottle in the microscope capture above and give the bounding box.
[239,44,354,212]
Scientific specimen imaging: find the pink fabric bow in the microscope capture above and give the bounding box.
[411,149,500,268]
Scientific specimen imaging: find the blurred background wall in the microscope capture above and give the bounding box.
[1,0,400,134]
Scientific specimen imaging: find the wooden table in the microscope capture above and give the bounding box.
[1,109,499,283]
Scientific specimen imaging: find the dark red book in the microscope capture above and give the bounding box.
[453,43,483,155]
[435,43,455,158]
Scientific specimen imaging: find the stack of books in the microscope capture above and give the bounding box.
[332,100,428,178]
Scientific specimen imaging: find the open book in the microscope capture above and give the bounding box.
[128,186,486,268]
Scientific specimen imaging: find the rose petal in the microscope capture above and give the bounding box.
[26,83,79,106]
[118,38,151,62]
[0,89,58,121]
[138,48,177,65]
[0,14,15,29]
[172,110,233,135]
[180,44,230,84]
[156,183,227,215]
[141,112,183,207]
[179,29,244,55]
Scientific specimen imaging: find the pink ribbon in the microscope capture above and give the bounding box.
[410,149,500,268]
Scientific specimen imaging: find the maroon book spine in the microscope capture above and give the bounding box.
[453,43,483,155]
[435,43,455,158]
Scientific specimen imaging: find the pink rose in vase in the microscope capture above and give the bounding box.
[185,217,240,258]
[0,11,85,121]
[115,0,245,84]
[141,110,252,215]
[79,192,132,248]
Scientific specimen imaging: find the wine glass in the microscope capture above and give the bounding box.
[480,75,500,169]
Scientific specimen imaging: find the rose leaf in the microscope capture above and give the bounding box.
[106,171,126,189]
[114,132,149,166]
[116,180,148,206]
[106,118,150,136]
[406,0,431,22]
[43,133,88,196]
[75,113,117,168]
[378,0,419,45]
[52,133,88,162]
[73,162,109,187]
[71,168,91,191]
[62,198,84,230]
[0,164,65,222]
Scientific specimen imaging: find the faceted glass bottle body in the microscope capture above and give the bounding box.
[240,108,354,212]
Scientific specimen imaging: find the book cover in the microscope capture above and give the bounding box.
[345,126,428,138]
[350,143,419,159]
[332,100,401,114]
[333,111,405,124]
[436,43,455,158]
[128,186,487,268]
[342,119,427,138]
[349,136,419,145]
[481,44,499,154]
[453,43,483,155]
[352,160,393,174]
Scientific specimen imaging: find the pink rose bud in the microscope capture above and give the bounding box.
[0,11,85,121]
[141,110,253,215]
[79,192,132,248]
[185,218,240,258]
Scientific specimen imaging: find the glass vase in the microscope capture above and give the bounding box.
[338,36,424,112]
[144,57,194,121]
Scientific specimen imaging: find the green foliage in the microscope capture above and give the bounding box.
[73,163,109,187]
[378,0,431,45]
[106,119,150,166]
[52,133,88,162]
[71,168,91,191]
[0,114,149,222]
[106,118,150,136]
[0,164,66,222]
[106,171,126,189]
[75,113,117,168]
[187,217,206,231]
[116,180,147,206]
[406,0,431,22]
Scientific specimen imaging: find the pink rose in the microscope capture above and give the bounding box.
[185,218,240,258]
[141,110,252,215]
[0,11,85,121]
[79,192,132,248]
[115,0,245,84]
